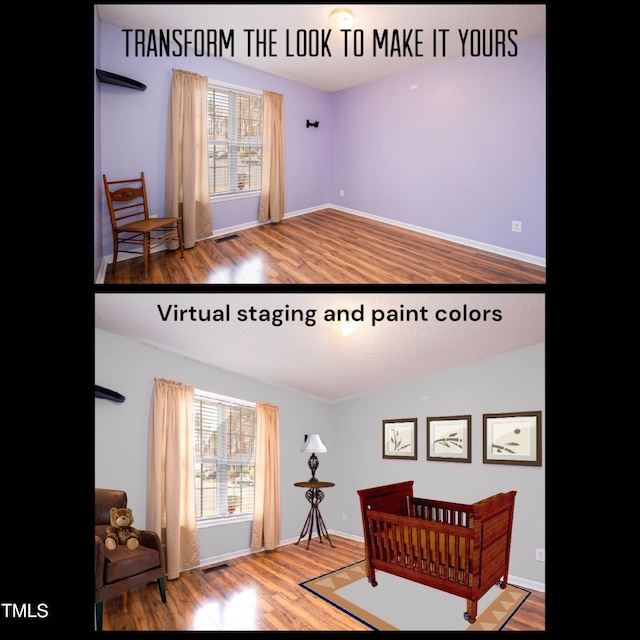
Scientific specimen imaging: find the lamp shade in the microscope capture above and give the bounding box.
[300,433,327,454]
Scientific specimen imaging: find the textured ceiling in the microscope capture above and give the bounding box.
[95,292,545,401]
[96,4,546,92]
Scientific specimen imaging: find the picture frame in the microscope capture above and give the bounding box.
[426,415,471,463]
[382,418,417,460]
[483,411,542,466]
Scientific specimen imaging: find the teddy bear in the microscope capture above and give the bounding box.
[105,506,140,550]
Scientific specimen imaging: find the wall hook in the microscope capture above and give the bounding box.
[306,120,319,128]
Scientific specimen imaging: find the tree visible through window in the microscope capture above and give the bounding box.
[193,391,256,520]
[208,84,263,196]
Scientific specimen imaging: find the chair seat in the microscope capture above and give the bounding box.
[117,217,181,234]
[104,545,162,584]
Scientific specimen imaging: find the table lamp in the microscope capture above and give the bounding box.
[300,434,327,482]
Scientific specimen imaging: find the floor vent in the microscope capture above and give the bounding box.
[215,234,240,243]
[202,563,230,573]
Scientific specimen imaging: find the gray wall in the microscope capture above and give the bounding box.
[327,344,545,585]
[95,329,544,585]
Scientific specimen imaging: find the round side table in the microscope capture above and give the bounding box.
[293,481,335,549]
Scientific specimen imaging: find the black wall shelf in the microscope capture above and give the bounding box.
[95,385,126,403]
[96,69,146,91]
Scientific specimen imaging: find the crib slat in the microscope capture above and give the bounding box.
[419,528,428,574]
[448,534,455,581]
[381,522,388,563]
[389,523,397,564]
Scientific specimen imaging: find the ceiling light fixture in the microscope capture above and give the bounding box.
[329,308,360,337]
[329,7,354,30]
[339,317,359,337]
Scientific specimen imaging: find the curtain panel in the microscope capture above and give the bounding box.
[166,69,213,247]
[147,377,200,580]
[250,402,281,550]
[258,91,285,224]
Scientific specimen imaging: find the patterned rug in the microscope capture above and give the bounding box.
[300,560,530,631]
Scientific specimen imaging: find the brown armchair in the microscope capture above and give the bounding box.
[94,488,166,631]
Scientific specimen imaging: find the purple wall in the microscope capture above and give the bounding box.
[96,17,545,267]
[330,34,546,259]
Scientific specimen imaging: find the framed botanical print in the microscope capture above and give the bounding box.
[483,411,542,466]
[426,415,471,463]
[382,418,417,460]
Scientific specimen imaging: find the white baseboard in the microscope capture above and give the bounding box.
[507,575,545,593]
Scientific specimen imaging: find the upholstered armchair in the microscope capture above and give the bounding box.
[94,488,167,631]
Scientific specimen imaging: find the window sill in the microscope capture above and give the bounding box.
[211,190,260,204]
[197,514,253,529]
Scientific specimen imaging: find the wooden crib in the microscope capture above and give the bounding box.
[357,481,516,624]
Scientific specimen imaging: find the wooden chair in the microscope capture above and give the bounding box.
[103,172,184,277]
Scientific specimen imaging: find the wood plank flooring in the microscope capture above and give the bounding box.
[102,209,546,285]
[101,536,545,631]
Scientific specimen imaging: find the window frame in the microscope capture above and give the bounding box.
[207,80,263,202]
[193,389,256,527]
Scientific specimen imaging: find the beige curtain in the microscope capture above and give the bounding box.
[147,377,200,580]
[258,91,285,224]
[166,68,213,248]
[250,402,281,550]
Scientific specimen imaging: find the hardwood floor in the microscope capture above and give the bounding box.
[101,209,546,285]
[101,536,545,631]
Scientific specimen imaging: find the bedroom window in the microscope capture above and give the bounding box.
[207,82,263,198]
[193,390,256,521]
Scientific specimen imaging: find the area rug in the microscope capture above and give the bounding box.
[300,561,530,631]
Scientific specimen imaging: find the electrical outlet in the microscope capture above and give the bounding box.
[342,513,347,521]
[339,189,344,197]
[512,220,522,233]
[535,548,545,562]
